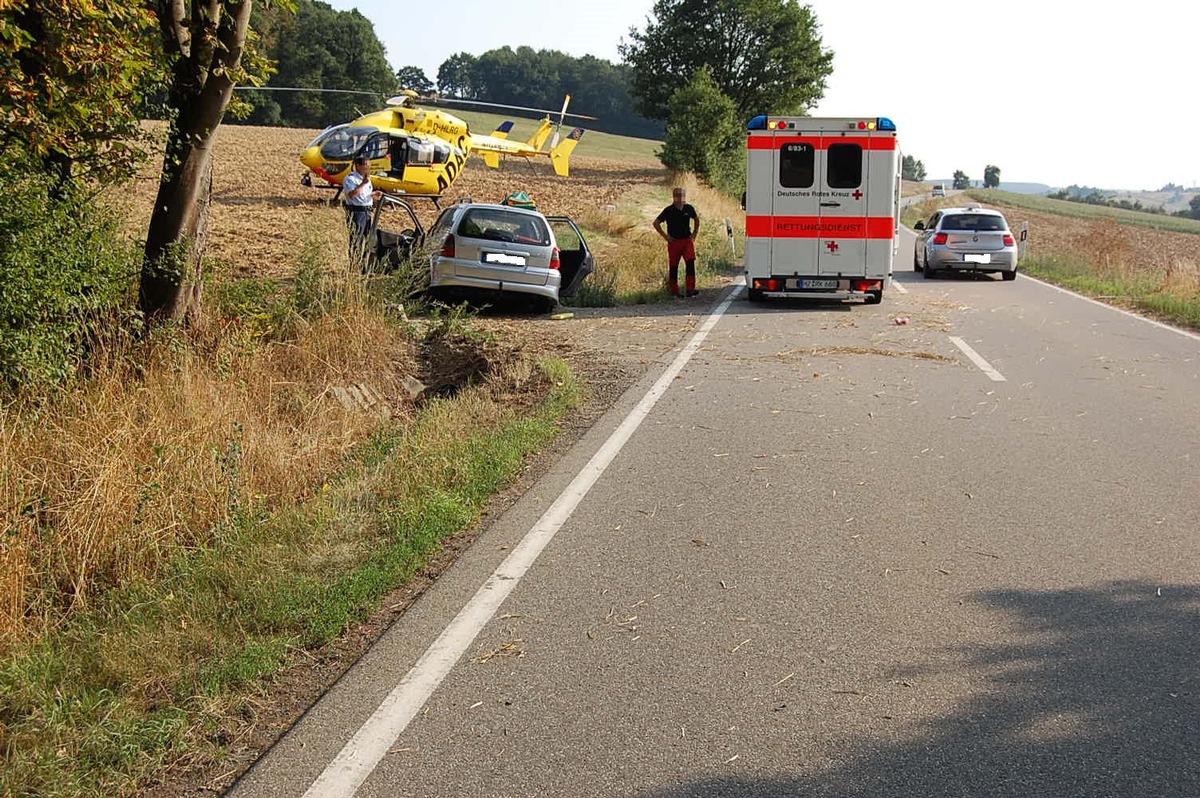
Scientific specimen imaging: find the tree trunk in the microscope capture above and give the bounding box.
[138,0,252,323]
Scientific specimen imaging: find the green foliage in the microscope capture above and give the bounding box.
[620,0,834,121]
[984,164,1001,188]
[437,52,478,97]
[396,65,433,94]
[0,1,160,189]
[243,0,396,128]
[902,155,926,182]
[952,170,971,190]
[0,171,137,393]
[437,46,662,140]
[1189,194,1200,220]
[658,67,744,195]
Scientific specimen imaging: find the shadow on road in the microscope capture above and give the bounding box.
[640,580,1200,797]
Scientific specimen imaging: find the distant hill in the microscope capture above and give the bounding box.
[1049,184,1200,214]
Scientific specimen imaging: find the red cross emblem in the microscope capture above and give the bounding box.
[826,241,839,253]
[852,189,863,200]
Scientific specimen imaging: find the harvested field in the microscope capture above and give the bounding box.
[126,123,668,281]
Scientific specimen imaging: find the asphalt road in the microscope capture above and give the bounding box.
[231,229,1200,798]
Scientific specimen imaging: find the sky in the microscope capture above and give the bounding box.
[323,0,1200,191]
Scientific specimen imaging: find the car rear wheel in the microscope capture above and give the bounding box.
[913,249,923,272]
[1002,268,1017,281]
[747,288,764,302]
[922,257,935,279]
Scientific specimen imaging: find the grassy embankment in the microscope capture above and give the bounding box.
[905,188,1200,330]
[0,123,746,796]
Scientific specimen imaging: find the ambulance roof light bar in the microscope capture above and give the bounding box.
[745,116,897,131]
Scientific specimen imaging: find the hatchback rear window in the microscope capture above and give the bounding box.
[941,214,1008,232]
[457,210,550,245]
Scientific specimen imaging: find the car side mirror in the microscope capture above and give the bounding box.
[913,221,925,231]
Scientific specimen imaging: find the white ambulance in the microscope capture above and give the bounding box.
[743,116,900,304]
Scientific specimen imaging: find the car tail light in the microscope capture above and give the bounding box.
[549,246,561,270]
[852,280,881,292]
[753,278,782,291]
[933,232,948,245]
[1003,234,1015,246]
[439,234,455,258]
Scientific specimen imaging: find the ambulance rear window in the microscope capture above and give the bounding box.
[779,143,814,188]
[826,143,862,188]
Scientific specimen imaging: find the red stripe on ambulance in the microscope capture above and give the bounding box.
[746,136,897,151]
[745,215,895,239]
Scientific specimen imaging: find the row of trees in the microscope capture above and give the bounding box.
[903,159,1003,190]
[1048,187,1200,219]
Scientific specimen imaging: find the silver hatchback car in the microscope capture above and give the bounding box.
[425,203,593,310]
[913,206,1018,280]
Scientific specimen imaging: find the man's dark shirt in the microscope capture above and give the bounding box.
[656,203,699,239]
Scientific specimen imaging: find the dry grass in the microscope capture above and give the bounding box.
[0,257,420,647]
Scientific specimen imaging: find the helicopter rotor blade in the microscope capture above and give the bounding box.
[429,96,597,121]
[234,86,384,98]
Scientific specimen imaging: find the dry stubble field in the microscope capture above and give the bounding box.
[128,123,668,281]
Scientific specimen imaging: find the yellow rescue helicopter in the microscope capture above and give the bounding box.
[298,91,593,200]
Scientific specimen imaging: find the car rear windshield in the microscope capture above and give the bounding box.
[457,209,551,245]
[941,213,1008,232]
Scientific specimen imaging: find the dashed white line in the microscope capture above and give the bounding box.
[950,336,1007,381]
[301,286,744,798]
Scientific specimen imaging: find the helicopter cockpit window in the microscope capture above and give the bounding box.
[318,126,378,160]
[430,141,452,165]
[405,140,434,166]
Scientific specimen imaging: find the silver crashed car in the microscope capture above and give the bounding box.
[425,203,593,311]
[913,205,1018,280]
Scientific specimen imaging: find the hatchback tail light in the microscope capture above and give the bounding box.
[549,246,561,270]
[1003,234,1015,246]
[933,233,948,245]
[439,234,455,258]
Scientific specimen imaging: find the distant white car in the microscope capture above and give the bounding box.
[931,184,946,197]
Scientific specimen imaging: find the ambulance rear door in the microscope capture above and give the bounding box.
[814,135,870,277]
[767,136,821,278]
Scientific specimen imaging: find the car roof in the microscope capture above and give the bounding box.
[453,202,544,217]
[941,205,1004,216]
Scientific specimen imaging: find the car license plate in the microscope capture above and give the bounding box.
[787,278,837,289]
[964,254,991,264]
[484,252,526,266]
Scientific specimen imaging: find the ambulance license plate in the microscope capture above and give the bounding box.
[788,278,837,289]
[964,254,991,264]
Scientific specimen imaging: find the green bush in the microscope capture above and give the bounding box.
[0,173,138,393]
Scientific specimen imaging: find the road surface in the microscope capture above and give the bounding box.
[231,229,1200,798]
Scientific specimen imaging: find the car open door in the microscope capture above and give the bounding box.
[546,216,594,298]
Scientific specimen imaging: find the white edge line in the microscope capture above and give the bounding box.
[1020,274,1200,342]
[902,221,1199,344]
[949,336,1007,382]
[302,286,745,798]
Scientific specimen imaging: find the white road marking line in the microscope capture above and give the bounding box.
[950,336,1007,382]
[302,287,744,798]
[891,279,908,294]
[1021,274,1200,342]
